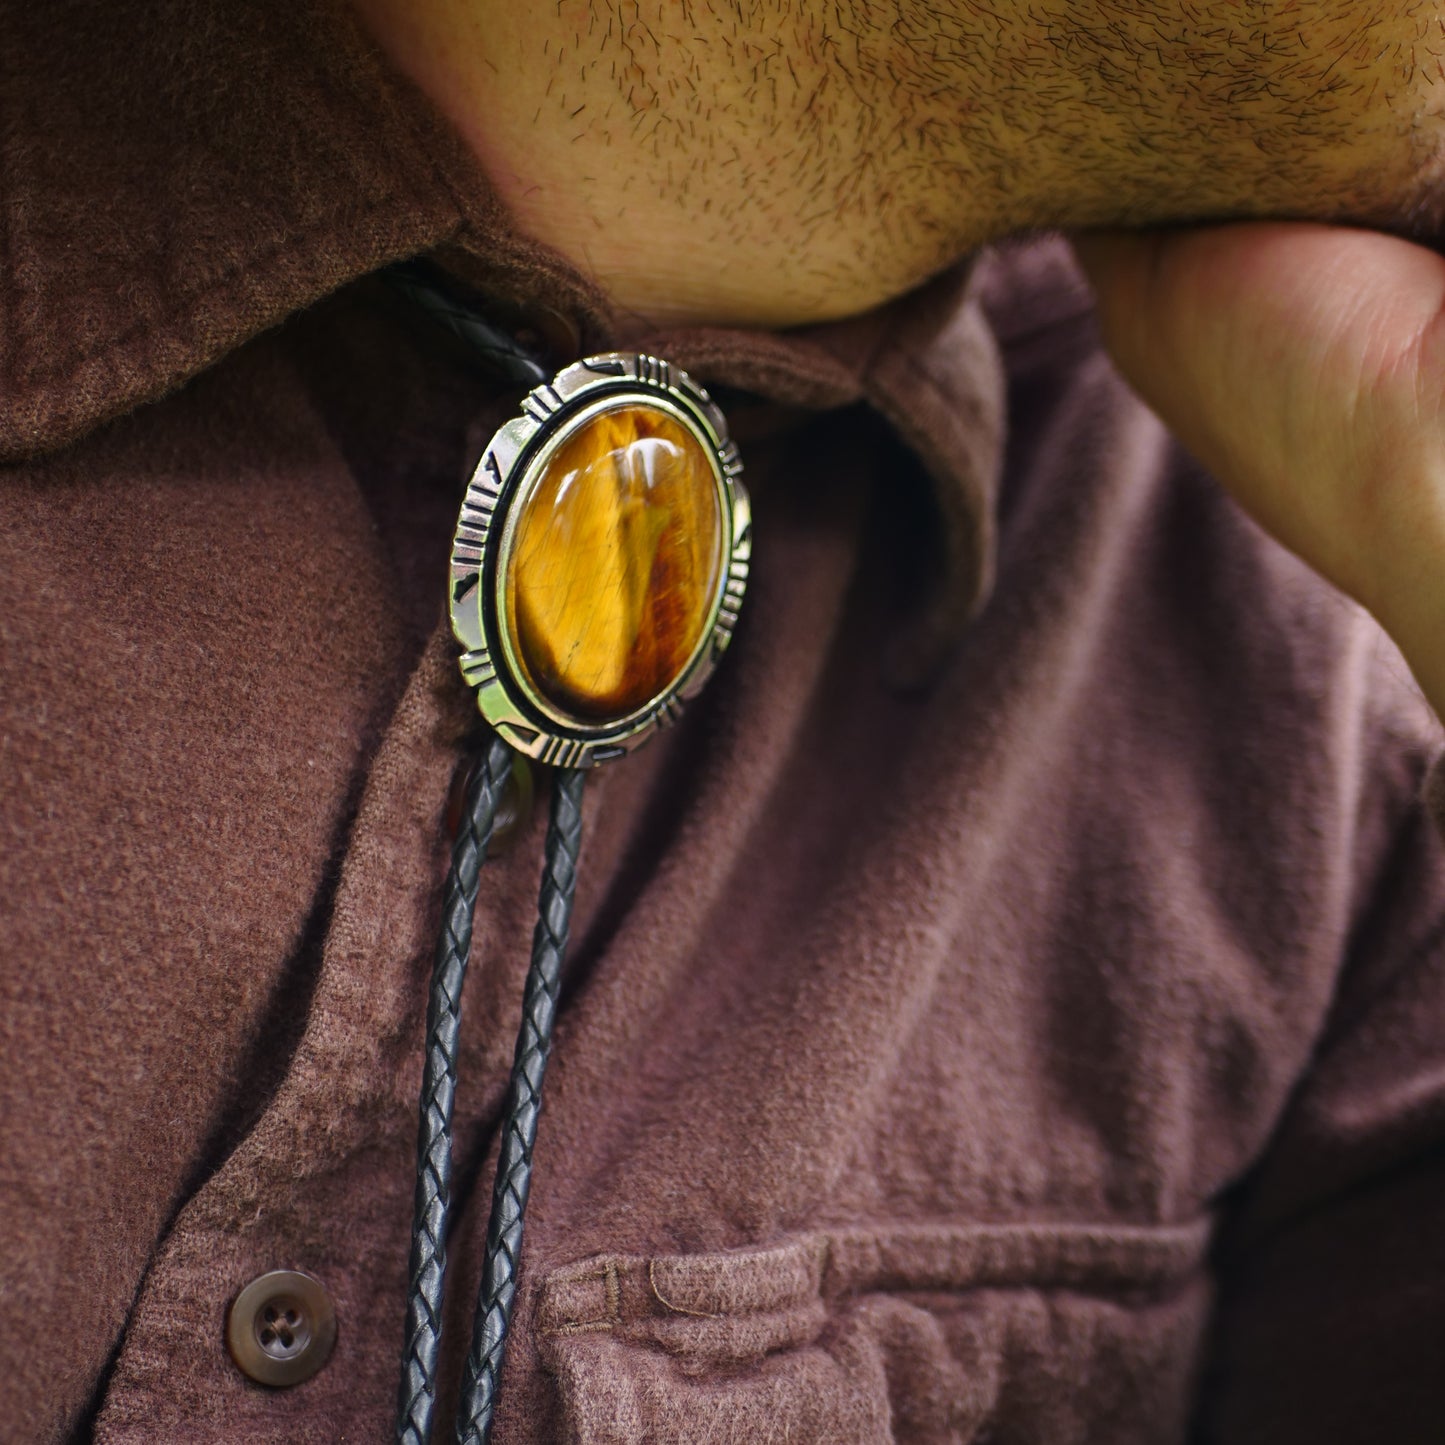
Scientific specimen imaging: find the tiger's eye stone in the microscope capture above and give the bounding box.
[504,403,724,721]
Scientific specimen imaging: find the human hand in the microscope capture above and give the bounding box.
[1073,222,1445,723]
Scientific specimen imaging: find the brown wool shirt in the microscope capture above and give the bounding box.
[4,3,1445,1442]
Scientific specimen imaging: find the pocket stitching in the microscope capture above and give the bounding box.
[543,1259,624,1336]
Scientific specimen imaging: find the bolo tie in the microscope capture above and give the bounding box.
[385,262,752,1444]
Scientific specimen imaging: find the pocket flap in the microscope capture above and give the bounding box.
[535,1219,1210,1443]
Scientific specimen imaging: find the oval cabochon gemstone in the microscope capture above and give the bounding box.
[504,402,725,722]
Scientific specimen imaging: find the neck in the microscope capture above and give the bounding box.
[351,0,1445,331]
[349,0,1011,329]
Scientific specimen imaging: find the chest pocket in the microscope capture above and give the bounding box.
[534,1219,1212,1443]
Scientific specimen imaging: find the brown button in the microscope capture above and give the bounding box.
[226,1270,337,1387]
[447,752,534,856]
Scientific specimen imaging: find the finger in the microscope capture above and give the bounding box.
[1073,221,1445,611]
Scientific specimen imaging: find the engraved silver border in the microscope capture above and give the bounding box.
[448,352,751,769]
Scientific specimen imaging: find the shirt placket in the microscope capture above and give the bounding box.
[91,629,547,1442]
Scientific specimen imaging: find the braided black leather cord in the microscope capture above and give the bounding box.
[456,767,586,1445]
[387,260,587,1444]
[383,260,549,389]
[396,735,515,1445]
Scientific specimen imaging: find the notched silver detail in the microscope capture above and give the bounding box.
[459,647,495,688]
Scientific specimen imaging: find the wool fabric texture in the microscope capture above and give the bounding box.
[3,2,1445,1442]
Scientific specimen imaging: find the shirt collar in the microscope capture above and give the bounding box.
[0,0,1003,641]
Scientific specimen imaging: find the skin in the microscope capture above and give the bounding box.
[1078,223,1445,721]
[353,0,1445,718]
[352,0,1445,328]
